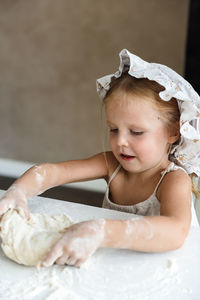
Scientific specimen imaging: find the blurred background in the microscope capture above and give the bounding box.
[0,0,193,164]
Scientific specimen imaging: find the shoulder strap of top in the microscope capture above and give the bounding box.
[153,161,186,195]
[108,165,121,185]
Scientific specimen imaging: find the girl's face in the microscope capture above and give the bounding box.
[105,91,173,174]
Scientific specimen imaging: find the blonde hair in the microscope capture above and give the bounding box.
[104,73,200,197]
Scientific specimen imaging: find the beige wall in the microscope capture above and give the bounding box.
[0,0,189,163]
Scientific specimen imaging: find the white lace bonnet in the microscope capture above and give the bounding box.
[96,49,200,176]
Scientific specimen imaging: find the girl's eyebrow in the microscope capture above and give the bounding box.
[106,120,117,127]
[106,120,114,124]
[106,120,147,131]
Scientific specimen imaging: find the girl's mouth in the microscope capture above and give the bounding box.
[120,153,135,161]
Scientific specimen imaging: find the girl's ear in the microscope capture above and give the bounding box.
[168,121,180,144]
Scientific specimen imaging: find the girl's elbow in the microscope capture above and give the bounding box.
[171,227,189,250]
[173,236,185,250]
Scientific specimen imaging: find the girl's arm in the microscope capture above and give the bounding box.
[0,152,109,217]
[41,169,192,267]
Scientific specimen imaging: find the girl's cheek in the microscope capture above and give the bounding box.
[109,137,117,149]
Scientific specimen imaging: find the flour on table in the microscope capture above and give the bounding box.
[0,209,73,266]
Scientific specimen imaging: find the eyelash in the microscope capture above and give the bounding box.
[131,131,144,136]
[109,129,144,136]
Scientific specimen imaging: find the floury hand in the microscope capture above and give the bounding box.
[41,219,105,268]
[0,185,30,219]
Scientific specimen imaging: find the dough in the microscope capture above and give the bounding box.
[0,209,73,266]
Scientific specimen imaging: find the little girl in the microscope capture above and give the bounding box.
[0,49,200,268]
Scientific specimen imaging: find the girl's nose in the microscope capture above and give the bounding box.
[117,133,129,147]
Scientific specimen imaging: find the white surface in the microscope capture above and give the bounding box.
[0,189,200,300]
[0,158,107,192]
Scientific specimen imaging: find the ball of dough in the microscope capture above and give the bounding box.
[0,209,73,266]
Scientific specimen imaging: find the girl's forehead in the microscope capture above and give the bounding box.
[105,92,159,115]
[106,90,154,106]
[105,93,163,127]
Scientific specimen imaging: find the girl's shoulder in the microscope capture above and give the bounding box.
[157,166,192,201]
[162,165,191,186]
[103,151,120,178]
[85,151,119,181]
[157,167,192,230]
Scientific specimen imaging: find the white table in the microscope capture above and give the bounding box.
[0,189,200,300]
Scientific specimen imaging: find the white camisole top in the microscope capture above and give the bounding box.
[103,162,199,227]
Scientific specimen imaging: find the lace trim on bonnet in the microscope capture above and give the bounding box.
[96,49,200,176]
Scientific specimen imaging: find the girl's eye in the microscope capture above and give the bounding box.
[110,128,118,133]
[130,130,144,135]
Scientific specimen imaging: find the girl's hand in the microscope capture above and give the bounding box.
[41,219,105,268]
[0,185,30,219]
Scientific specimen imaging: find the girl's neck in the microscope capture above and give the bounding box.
[124,159,171,184]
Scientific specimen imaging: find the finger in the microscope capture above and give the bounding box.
[0,203,12,216]
[0,205,8,216]
[41,246,63,267]
[19,203,30,220]
[56,255,69,265]
[66,256,77,266]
